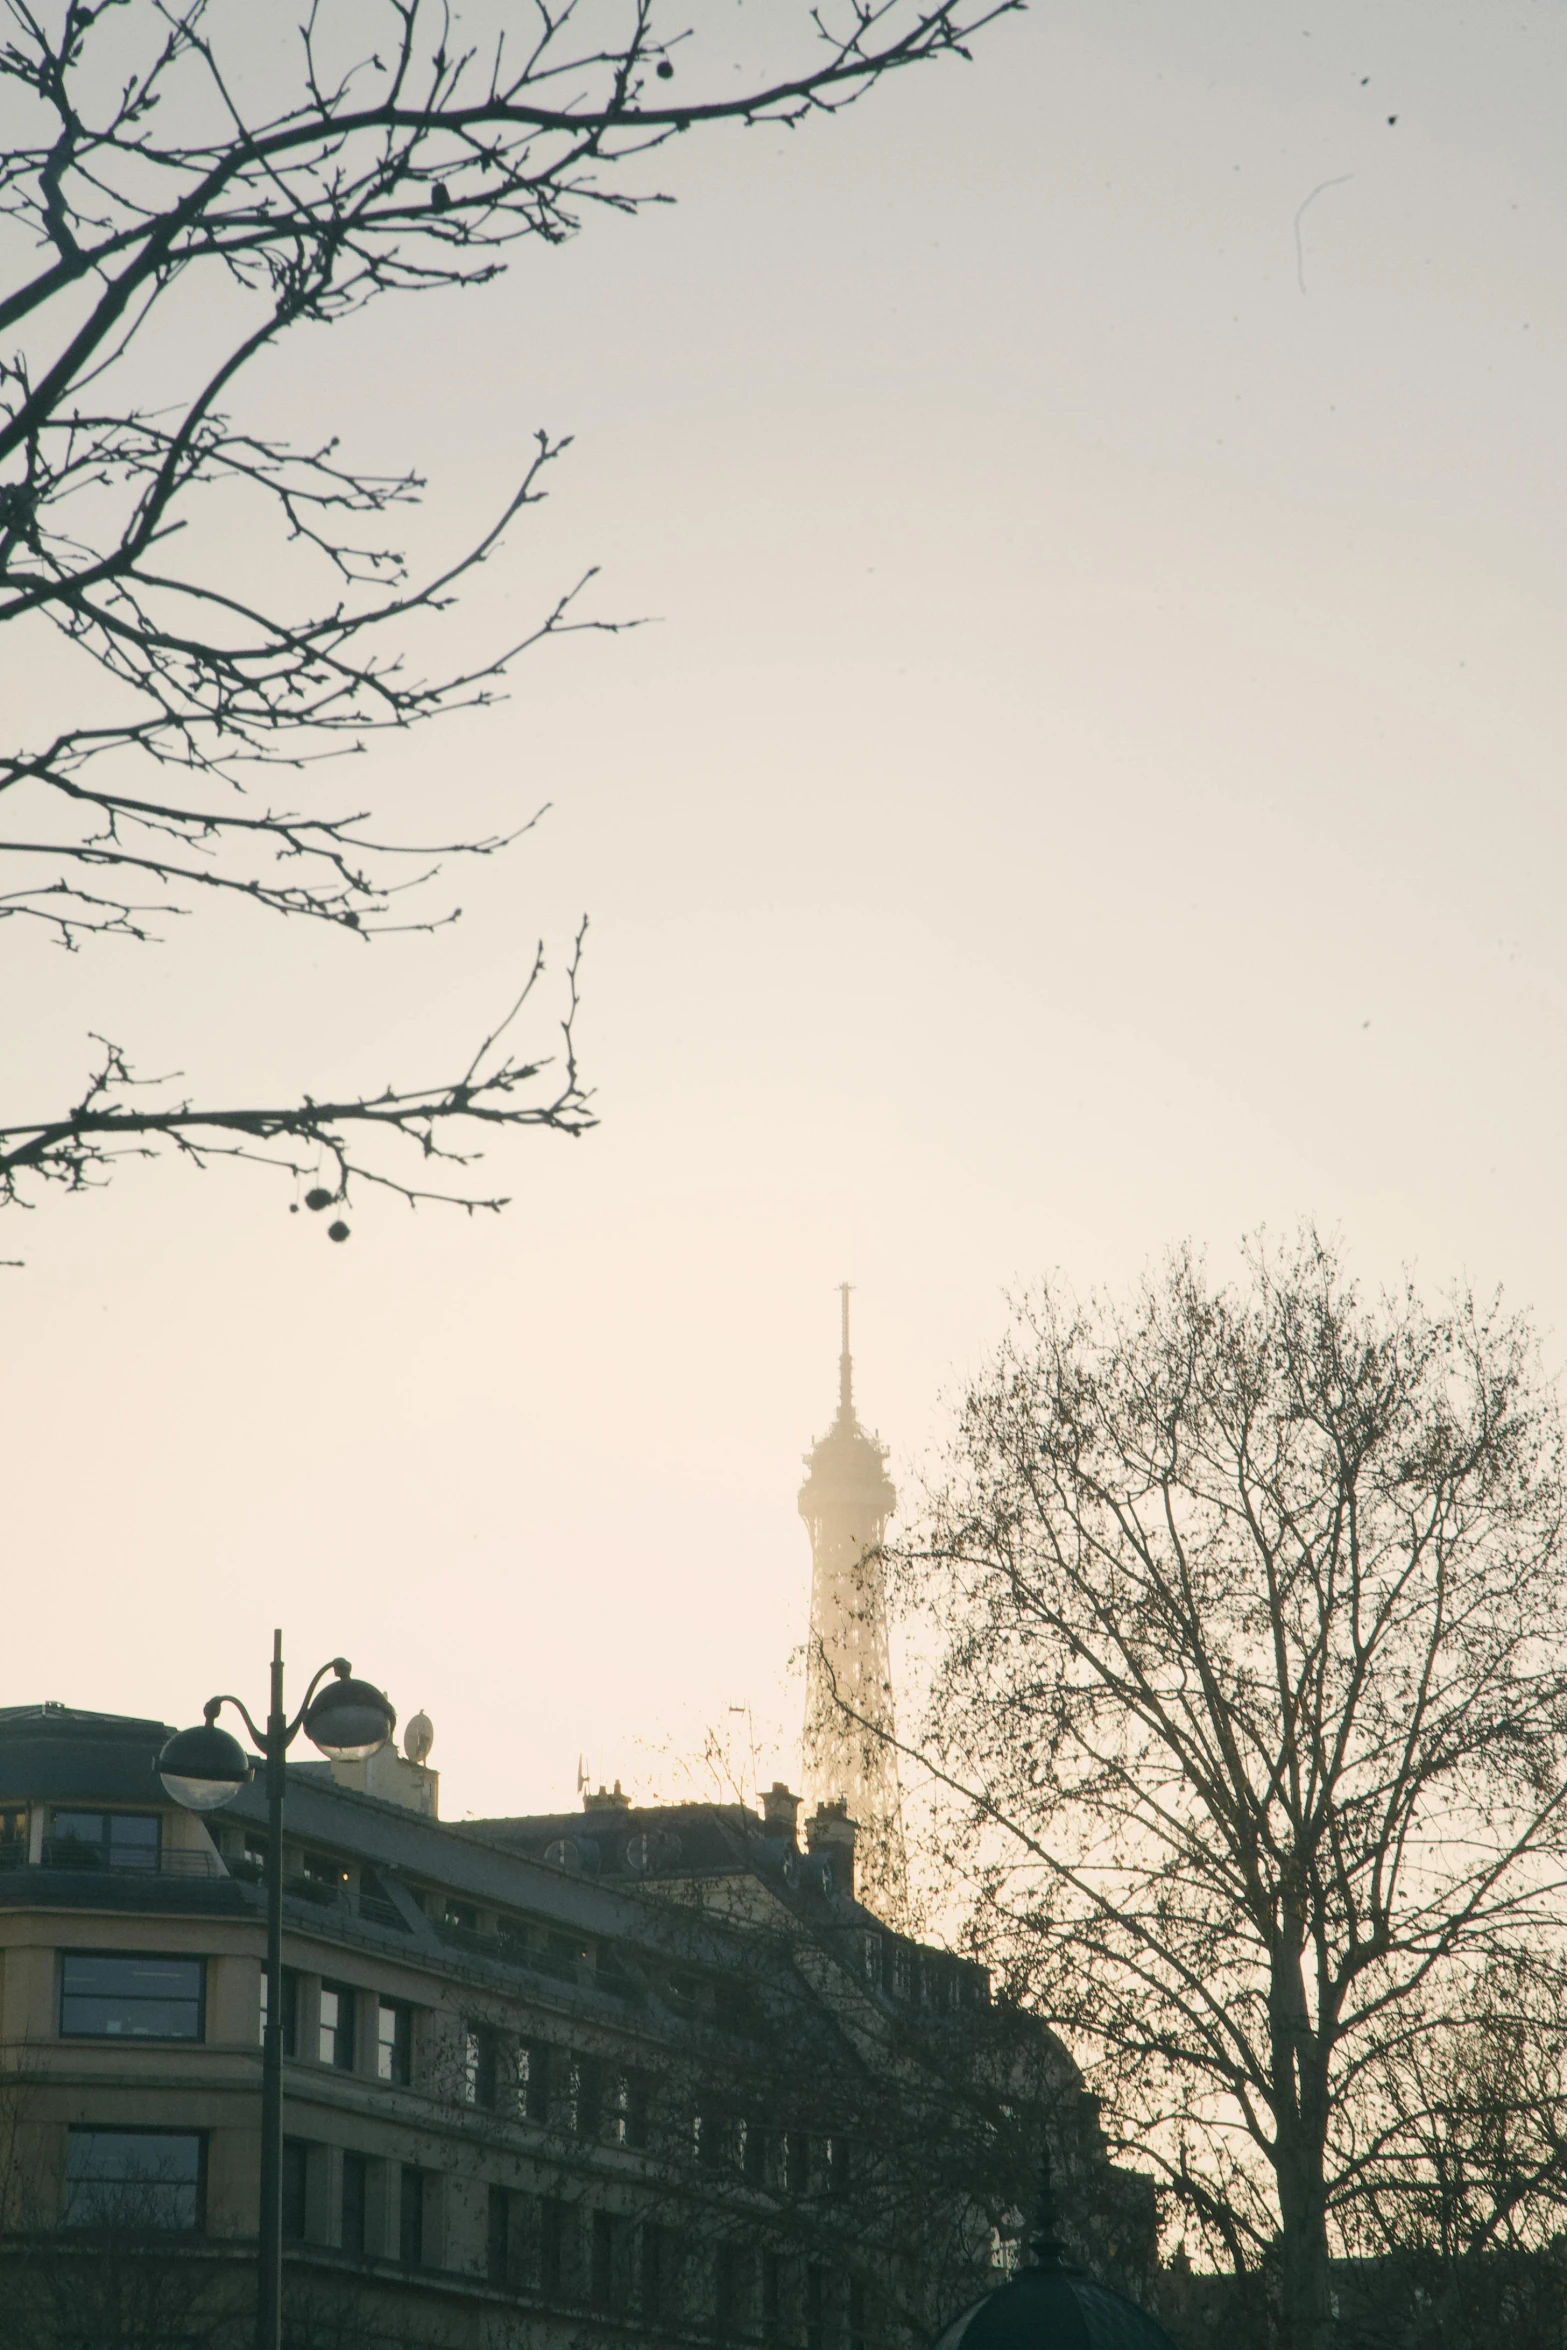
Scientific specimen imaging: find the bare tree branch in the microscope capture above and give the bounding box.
[0,0,1018,1234]
[0,921,594,1218]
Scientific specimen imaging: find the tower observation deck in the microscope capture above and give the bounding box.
[797,1286,907,1920]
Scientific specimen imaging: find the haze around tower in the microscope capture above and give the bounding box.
[0,3,1562,1825]
[798,1288,907,1920]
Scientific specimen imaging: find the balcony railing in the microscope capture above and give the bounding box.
[0,1838,231,1879]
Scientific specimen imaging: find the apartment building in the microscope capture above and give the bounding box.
[0,1700,1155,2348]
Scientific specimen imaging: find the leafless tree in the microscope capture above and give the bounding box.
[0,2111,241,2350]
[0,0,1013,1232]
[885,1230,1567,2350]
[1317,1954,1567,2349]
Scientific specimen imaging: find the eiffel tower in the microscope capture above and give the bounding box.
[798,1286,906,1920]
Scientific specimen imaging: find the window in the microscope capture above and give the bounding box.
[520,2039,551,2123]
[591,2209,631,2309]
[744,2117,772,2186]
[763,2251,783,2343]
[281,2140,309,2242]
[596,1942,636,1997]
[828,2134,854,2196]
[318,1981,355,2069]
[65,2128,202,2231]
[341,2153,368,2258]
[574,2053,603,2137]
[60,1952,203,2041]
[486,2184,511,2284]
[399,2166,425,2268]
[540,1928,584,1981]
[540,2194,570,2297]
[786,2132,812,2197]
[626,2071,652,2150]
[46,1811,160,1871]
[464,2023,500,2110]
[377,1998,412,2085]
[849,2277,871,2350]
[498,1915,533,1966]
[716,2242,754,2331]
[302,1851,347,1888]
[696,2105,736,2170]
[805,2263,828,2350]
[924,1958,952,2011]
[0,1806,26,1867]
[590,2209,614,2307]
[641,2221,669,2319]
[601,2068,629,2146]
[259,1964,299,2057]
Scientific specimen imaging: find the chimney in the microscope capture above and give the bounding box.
[805,1798,858,1898]
[583,1779,631,1813]
[761,1782,801,1843]
[328,1746,438,1818]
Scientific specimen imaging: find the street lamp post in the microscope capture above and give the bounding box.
[158,1631,396,2350]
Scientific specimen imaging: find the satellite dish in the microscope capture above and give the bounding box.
[403,1711,435,1766]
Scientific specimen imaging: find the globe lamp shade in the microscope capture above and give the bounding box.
[304,1674,395,1762]
[158,1722,252,1812]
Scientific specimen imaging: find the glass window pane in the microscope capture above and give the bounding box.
[321,1982,355,2068]
[259,1965,299,2056]
[107,1814,160,1867]
[48,1812,162,1871]
[65,2129,201,2230]
[47,1812,105,1865]
[61,1953,203,2040]
[378,1999,411,2084]
[52,1811,104,1841]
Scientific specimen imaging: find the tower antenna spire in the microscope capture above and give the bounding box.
[800,1285,905,1921]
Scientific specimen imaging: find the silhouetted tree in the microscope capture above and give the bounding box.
[0,0,1012,1230]
[886,1232,1567,2350]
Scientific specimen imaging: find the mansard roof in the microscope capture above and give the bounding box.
[0,1699,175,1805]
[0,1703,983,2015]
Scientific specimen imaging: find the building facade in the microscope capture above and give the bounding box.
[0,1702,1155,2350]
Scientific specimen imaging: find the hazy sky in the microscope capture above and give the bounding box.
[4,1,1565,1823]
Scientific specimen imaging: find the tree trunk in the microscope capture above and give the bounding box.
[1276,2160,1333,2350]
[1272,1929,1334,2350]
